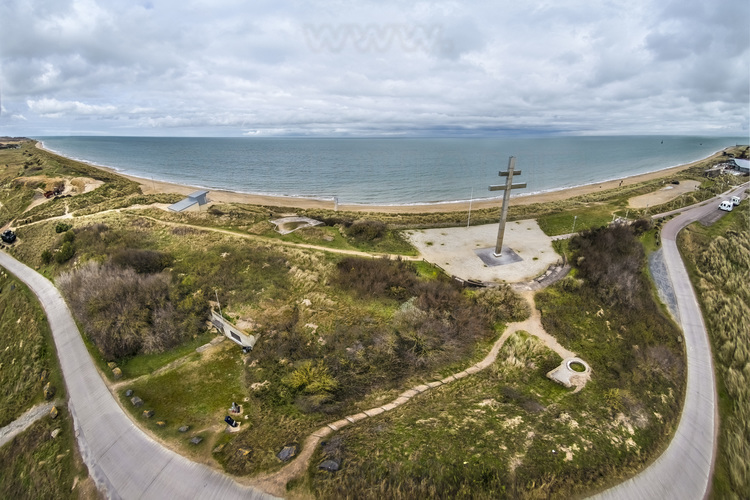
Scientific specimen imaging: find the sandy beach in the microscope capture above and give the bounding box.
[36,141,725,214]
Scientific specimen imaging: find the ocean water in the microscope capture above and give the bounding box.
[35,136,744,205]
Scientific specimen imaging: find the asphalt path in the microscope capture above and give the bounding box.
[0,252,274,500]
[594,183,747,499]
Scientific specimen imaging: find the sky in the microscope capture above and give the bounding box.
[0,0,748,137]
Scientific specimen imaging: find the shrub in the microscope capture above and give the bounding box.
[57,262,203,360]
[569,224,645,308]
[54,222,72,233]
[471,285,531,323]
[347,219,387,241]
[54,241,75,264]
[41,249,52,264]
[111,248,174,274]
[335,257,417,299]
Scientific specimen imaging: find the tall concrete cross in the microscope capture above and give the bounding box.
[489,156,526,256]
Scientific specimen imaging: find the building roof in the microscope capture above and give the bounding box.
[188,189,209,199]
[167,198,199,212]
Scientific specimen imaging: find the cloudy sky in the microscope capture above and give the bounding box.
[0,0,748,137]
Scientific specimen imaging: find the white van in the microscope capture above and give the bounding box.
[731,196,741,206]
[719,200,734,212]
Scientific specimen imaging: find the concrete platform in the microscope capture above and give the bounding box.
[405,220,559,283]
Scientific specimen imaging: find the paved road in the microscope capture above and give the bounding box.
[0,252,274,500]
[594,183,747,499]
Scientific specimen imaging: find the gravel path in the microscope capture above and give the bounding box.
[0,400,59,448]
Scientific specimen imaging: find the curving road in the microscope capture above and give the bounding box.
[0,252,274,500]
[595,183,747,499]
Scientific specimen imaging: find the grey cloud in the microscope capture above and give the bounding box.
[0,0,747,137]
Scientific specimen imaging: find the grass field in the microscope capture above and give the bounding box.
[0,270,61,427]
[678,208,750,499]
[0,407,93,499]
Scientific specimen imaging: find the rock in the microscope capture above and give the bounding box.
[318,459,340,472]
[107,362,117,369]
[237,447,251,457]
[190,436,203,445]
[40,369,49,382]
[178,426,190,433]
[43,382,56,400]
[131,396,144,407]
[142,409,155,419]
[50,429,61,439]
[212,444,225,454]
[156,421,166,427]
[112,367,122,380]
[49,406,59,419]
[125,389,133,397]
[277,445,297,462]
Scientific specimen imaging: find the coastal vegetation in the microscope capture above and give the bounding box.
[678,209,750,499]
[302,224,685,499]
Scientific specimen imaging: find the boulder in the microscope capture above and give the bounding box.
[40,369,49,382]
[318,459,340,472]
[276,445,297,462]
[50,429,61,439]
[43,382,56,400]
[142,409,155,419]
[49,406,59,419]
[178,425,190,433]
[107,362,117,369]
[190,436,203,445]
[156,421,166,427]
[125,389,133,397]
[112,367,123,380]
[131,396,144,407]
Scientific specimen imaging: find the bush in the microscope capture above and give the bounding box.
[111,248,174,274]
[41,249,52,264]
[57,262,204,360]
[54,222,72,233]
[54,241,75,264]
[335,257,417,299]
[347,219,387,241]
[569,224,645,308]
[471,285,531,323]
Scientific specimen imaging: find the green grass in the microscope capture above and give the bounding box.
[0,270,58,427]
[119,343,246,450]
[0,407,91,499]
[118,331,215,378]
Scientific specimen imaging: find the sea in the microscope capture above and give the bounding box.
[35,136,746,206]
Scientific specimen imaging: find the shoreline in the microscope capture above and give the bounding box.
[35,140,727,214]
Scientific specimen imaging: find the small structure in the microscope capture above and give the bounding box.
[210,310,257,352]
[547,357,591,391]
[731,159,750,174]
[168,189,210,213]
